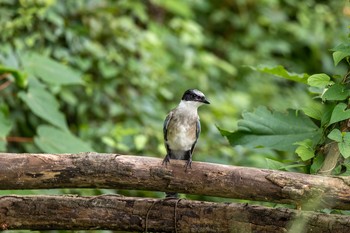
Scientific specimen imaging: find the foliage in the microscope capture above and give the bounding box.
[221,39,350,174]
[249,65,309,84]
[219,107,322,152]
[0,0,348,200]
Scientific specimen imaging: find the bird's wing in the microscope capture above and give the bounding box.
[190,118,201,154]
[163,111,173,141]
[163,111,173,155]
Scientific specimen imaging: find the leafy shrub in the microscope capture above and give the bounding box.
[221,39,350,175]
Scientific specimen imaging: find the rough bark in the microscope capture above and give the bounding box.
[1,153,350,209]
[0,195,349,232]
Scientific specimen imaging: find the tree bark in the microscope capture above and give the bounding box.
[0,195,349,232]
[1,153,350,209]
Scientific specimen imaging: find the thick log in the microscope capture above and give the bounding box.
[0,195,349,232]
[0,153,350,209]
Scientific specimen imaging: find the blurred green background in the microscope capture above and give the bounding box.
[0,0,349,204]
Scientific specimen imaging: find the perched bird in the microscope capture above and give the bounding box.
[162,89,210,198]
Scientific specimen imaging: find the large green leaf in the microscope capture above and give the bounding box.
[21,53,83,86]
[34,125,94,153]
[220,106,322,152]
[249,65,309,84]
[18,84,68,130]
[322,83,350,101]
[0,111,13,151]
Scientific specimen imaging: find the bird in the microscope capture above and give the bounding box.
[162,89,210,198]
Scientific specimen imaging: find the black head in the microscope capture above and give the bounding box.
[181,89,210,104]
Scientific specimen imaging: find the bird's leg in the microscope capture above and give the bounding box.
[162,154,171,166]
[185,151,192,171]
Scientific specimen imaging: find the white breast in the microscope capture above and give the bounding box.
[168,124,195,151]
[166,100,200,151]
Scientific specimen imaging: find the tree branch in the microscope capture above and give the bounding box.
[0,195,349,232]
[1,153,350,209]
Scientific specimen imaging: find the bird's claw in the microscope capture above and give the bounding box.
[185,159,192,171]
[162,155,171,166]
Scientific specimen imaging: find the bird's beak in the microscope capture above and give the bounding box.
[203,98,210,104]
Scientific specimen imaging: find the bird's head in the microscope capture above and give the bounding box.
[181,89,210,106]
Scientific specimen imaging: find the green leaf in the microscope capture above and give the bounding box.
[221,106,322,152]
[265,158,305,171]
[310,154,325,174]
[279,163,306,171]
[295,139,315,161]
[266,158,285,170]
[0,65,28,88]
[250,65,309,84]
[322,83,350,101]
[34,125,94,153]
[217,127,232,137]
[302,102,323,121]
[18,84,68,130]
[328,130,350,158]
[21,53,83,86]
[0,111,13,151]
[339,142,350,158]
[307,73,331,87]
[331,42,350,66]
[0,111,12,137]
[339,133,350,158]
[332,51,349,66]
[321,103,336,127]
[329,103,350,125]
[327,129,342,142]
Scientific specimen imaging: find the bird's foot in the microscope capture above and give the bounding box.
[162,154,171,166]
[185,159,192,171]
